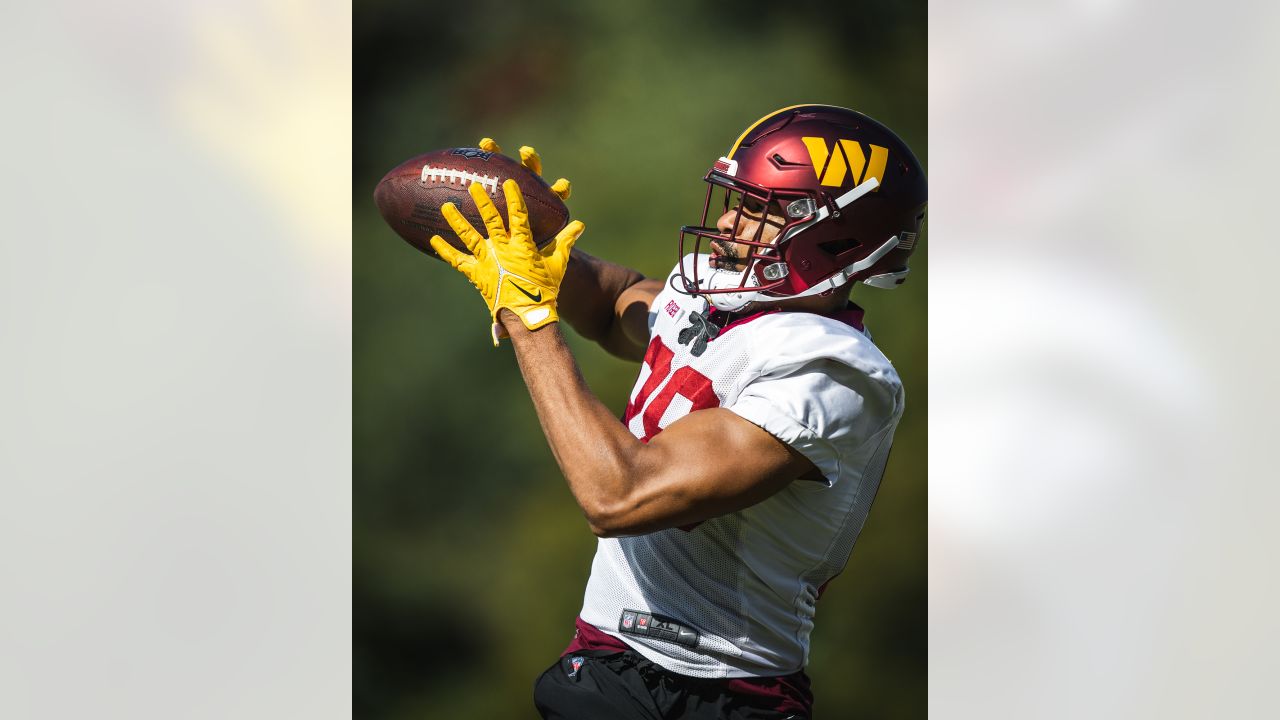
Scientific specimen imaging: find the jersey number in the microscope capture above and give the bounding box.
[624,337,720,443]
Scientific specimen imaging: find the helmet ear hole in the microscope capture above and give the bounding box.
[817,237,860,258]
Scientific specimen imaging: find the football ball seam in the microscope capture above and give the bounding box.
[419,164,500,196]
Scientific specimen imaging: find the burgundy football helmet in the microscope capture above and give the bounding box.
[677,104,927,311]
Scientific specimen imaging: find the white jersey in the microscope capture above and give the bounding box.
[578,255,905,678]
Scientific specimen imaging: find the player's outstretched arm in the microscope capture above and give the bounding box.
[501,314,817,537]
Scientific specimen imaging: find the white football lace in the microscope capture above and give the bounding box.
[419,165,499,195]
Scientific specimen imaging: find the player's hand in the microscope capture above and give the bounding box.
[428,180,585,346]
[478,137,571,200]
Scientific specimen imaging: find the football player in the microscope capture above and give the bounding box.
[428,105,926,720]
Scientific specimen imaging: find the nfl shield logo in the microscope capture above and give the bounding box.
[450,147,494,160]
[568,656,585,678]
[622,612,635,629]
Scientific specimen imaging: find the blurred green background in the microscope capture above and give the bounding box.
[355,1,925,717]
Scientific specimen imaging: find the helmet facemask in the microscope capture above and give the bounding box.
[676,170,820,311]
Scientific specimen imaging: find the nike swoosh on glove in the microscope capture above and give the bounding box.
[428,179,585,346]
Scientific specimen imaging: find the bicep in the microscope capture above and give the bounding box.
[600,408,816,536]
[558,251,658,362]
[607,278,664,361]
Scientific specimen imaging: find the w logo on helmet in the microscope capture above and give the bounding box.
[801,137,888,189]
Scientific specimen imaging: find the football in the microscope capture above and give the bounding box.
[374,147,570,259]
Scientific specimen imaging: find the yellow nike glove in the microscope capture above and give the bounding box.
[428,179,585,346]
[478,137,571,200]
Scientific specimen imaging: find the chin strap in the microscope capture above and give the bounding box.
[706,233,898,310]
[782,233,901,300]
[862,267,910,288]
